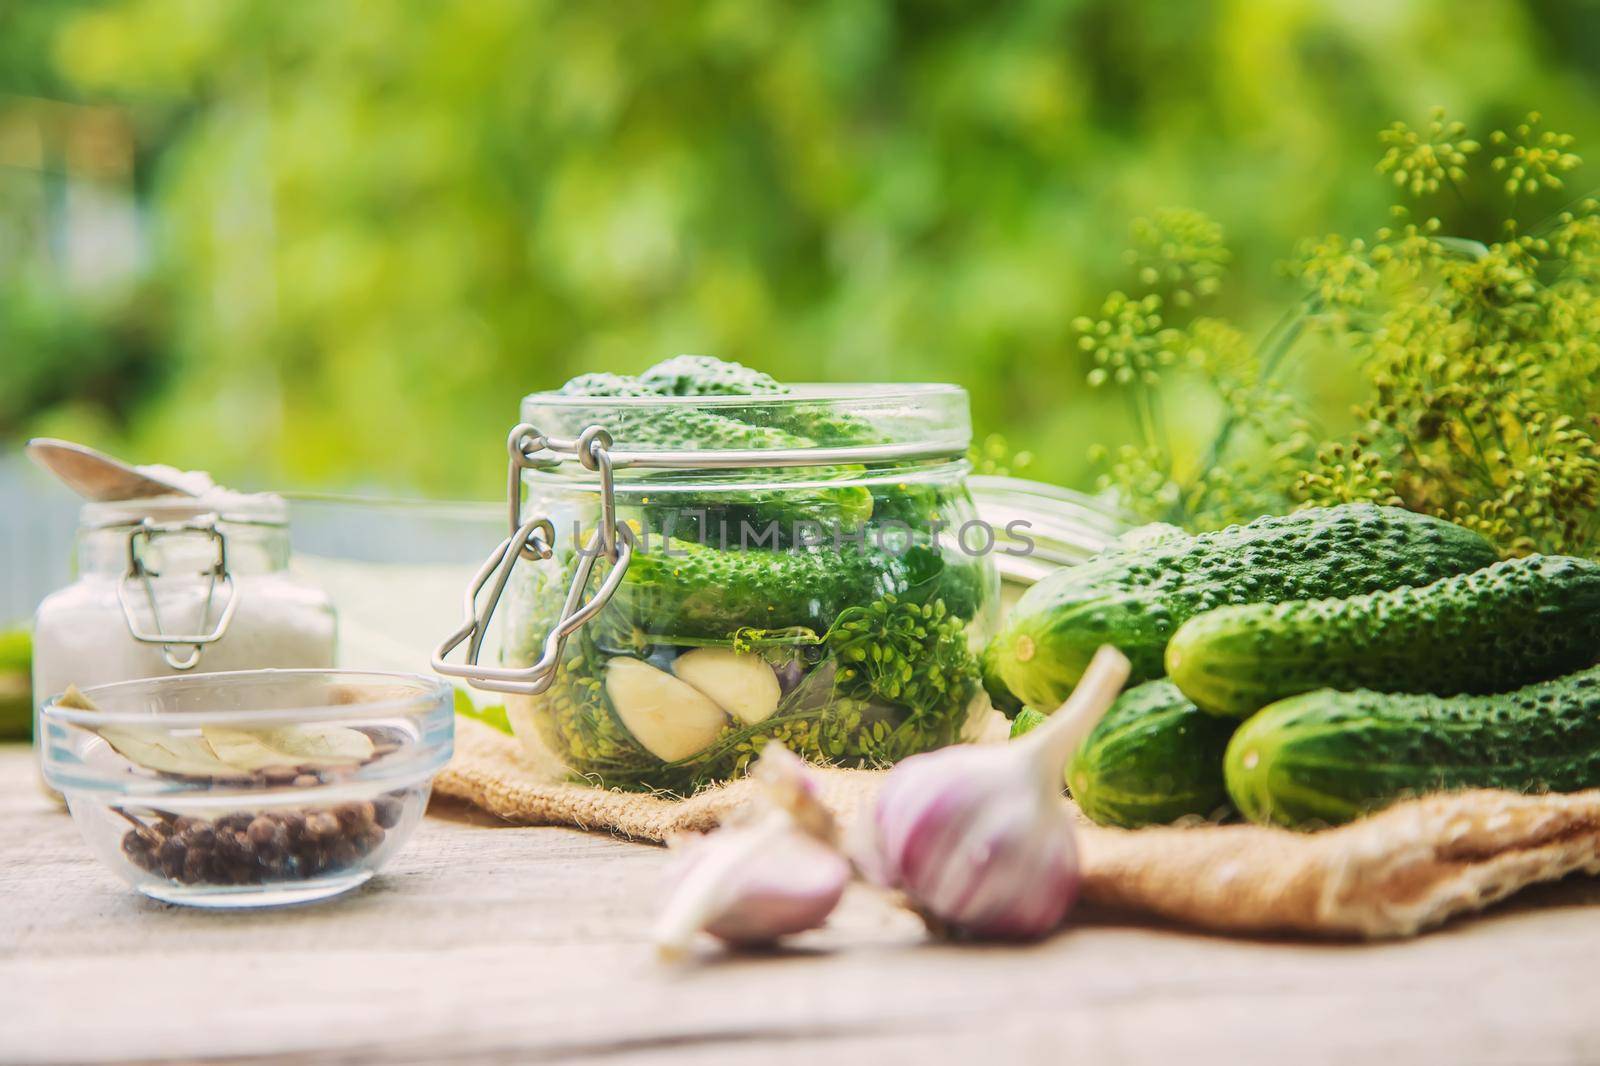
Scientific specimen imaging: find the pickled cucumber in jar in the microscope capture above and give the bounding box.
[499,357,998,793]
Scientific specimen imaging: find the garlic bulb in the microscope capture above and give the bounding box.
[858,645,1130,940]
[654,746,849,957]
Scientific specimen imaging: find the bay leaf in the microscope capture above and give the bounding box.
[97,727,238,778]
[203,724,375,770]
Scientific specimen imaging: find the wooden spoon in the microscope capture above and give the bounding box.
[24,438,198,502]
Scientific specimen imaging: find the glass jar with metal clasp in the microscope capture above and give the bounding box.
[32,493,338,770]
[436,383,1004,793]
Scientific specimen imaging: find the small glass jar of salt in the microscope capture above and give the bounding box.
[32,472,337,771]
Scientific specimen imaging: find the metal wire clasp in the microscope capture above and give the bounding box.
[432,423,634,695]
[116,515,240,670]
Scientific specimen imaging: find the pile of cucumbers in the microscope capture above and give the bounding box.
[994,504,1600,829]
[501,357,993,793]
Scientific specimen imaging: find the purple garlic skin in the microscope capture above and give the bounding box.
[858,645,1129,941]
[867,744,1079,939]
[654,744,849,957]
[672,826,851,946]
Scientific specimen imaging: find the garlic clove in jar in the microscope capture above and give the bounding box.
[672,647,781,725]
[605,656,729,762]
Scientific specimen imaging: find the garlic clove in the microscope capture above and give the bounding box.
[605,656,729,762]
[859,645,1129,940]
[874,747,1079,938]
[750,742,837,842]
[655,818,851,957]
[654,746,850,958]
[671,647,781,725]
[702,831,849,943]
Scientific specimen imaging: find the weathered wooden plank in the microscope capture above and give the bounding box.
[1,746,1595,1065]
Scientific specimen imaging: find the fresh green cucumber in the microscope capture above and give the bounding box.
[989,505,1500,709]
[617,480,875,546]
[597,538,917,643]
[557,364,874,533]
[1224,665,1600,828]
[983,642,1025,718]
[1009,706,1047,738]
[637,354,787,396]
[1168,555,1600,718]
[558,372,667,398]
[641,354,889,446]
[1066,680,1237,828]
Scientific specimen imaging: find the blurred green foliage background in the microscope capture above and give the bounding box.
[3,0,1598,498]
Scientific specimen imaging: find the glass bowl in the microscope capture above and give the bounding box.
[40,669,453,908]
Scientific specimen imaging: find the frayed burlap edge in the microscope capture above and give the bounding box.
[435,717,1600,939]
[434,715,878,840]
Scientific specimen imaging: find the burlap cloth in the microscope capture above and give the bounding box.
[435,717,1600,939]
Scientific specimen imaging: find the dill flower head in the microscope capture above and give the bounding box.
[1074,292,1177,387]
[1490,112,1581,198]
[1124,208,1230,306]
[1377,108,1480,197]
[969,433,1034,477]
[1550,198,1600,263]
[1075,107,1600,551]
[1293,439,1402,508]
[1294,234,1379,311]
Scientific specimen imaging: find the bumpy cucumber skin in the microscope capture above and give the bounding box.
[570,400,874,534]
[1168,555,1600,718]
[601,539,916,641]
[983,641,1025,718]
[991,505,1500,710]
[641,355,886,445]
[1008,706,1047,738]
[637,355,787,396]
[620,480,875,544]
[1225,665,1600,829]
[559,372,666,397]
[1066,680,1238,828]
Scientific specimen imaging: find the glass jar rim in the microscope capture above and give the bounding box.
[520,381,965,409]
[40,668,449,728]
[519,380,971,463]
[39,669,454,796]
[79,494,289,531]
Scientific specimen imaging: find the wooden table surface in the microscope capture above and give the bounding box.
[3,744,1596,1066]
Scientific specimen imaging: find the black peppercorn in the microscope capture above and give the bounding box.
[246,816,278,846]
[116,798,392,887]
[304,811,340,841]
[261,765,300,786]
[157,838,187,878]
[372,795,403,829]
[335,801,375,830]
